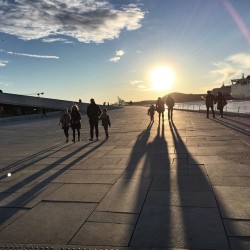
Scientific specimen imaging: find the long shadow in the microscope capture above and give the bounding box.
[168,120,231,249]
[119,119,172,247]
[0,142,70,180]
[213,118,250,136]
[0,140,105,226]
[223,116,250,127]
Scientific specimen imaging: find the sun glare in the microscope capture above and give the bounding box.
[150,66,175,91]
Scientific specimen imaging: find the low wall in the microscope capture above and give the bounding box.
[0,92,88,113]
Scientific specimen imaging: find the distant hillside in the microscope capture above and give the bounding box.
[133,92,205,106]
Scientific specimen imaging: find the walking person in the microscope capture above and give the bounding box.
[165,94,175,121]
[99,108,111,140]
[87,98,101,141]
[41,108,47,118]
[70,105,81,142]
[205,91,215,118]
[147,104,155,122]
[215,91,227,118]
[156,97,165,121]
[59,109,71,143]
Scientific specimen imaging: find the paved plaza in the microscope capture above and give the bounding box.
[0,106,250,249]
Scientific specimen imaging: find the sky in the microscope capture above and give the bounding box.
[1,0,250,104]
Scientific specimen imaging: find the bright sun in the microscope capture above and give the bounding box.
[150,66,175,91]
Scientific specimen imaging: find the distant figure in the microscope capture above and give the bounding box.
[70,105,81,142]
[79,99,82,103]
[156,97,165,121]
[205,91,215,118]
[103,102,106,107]
[216,91,227,118]
[41,108,47,118]
[129,101,133,106]
[87,98,102,141]
[147,104,155,122]
[99,108,111,140]
[59,109,71,143]
[165,95,175,120]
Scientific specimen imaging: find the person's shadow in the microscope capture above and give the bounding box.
[128,120,231,249]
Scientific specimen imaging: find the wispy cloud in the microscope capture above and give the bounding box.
[109,57,121,63]
[0,50,59,59]
[0,81,11,86]
[211,52,250,83]
[130,80,143,85]
[0,60,8,67]
[109,50,125,62]
[0,1,145,43]
[42,38,74,44]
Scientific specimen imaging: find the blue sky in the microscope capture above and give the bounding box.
[1,0,250,104]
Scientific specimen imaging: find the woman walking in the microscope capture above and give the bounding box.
[216,91,227,118]
[59,109,71,143]
[70,105,81,142]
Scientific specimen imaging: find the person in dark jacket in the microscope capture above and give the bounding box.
[87,98,101,141]
[59,109,71,143]
[99,108,111,140]
[165,95,175,121]
[205,91,215,118]
[215,91,227,118]
[147,104,155,122]
[70,105,81,142]
[156,97,165,121]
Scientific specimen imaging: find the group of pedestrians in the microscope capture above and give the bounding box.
[205,90,227,118]
[148,95,175,122]
[148,90,227,123]
[59,98,111,143]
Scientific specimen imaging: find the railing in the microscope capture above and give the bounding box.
[174,103,249,116]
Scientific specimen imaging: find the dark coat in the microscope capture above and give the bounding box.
[60,113,71,129]
[166,96,175,108]
[205,93,215,107]
[87,103,101,122]
[216,94,227,110]
[99,114,111,127]
[156,99,165,113]
[70,110,81,129]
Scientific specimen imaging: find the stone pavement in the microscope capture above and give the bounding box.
[0,106,249,250]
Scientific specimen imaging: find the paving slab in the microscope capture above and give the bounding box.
[130,205,229,249]
[0,202,96,244]
[96,178,151,213]
[70,222,135,246]
[45,183,112,202]
[213,186,250,219]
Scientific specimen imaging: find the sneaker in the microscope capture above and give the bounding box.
[66,138,69,143]
[96,138,99,141]
[72,139,75,143]
[89,138,93,141]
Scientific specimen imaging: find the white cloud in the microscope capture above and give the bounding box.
[116,50,125,56]
[0,60,8,67]
[211,52,250,83]
[42,37,74,44]
[109,56,120,63]
[0,0,145,43]
[1,49,59,59]
[109,49,125,62]
[226,53,250,68]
